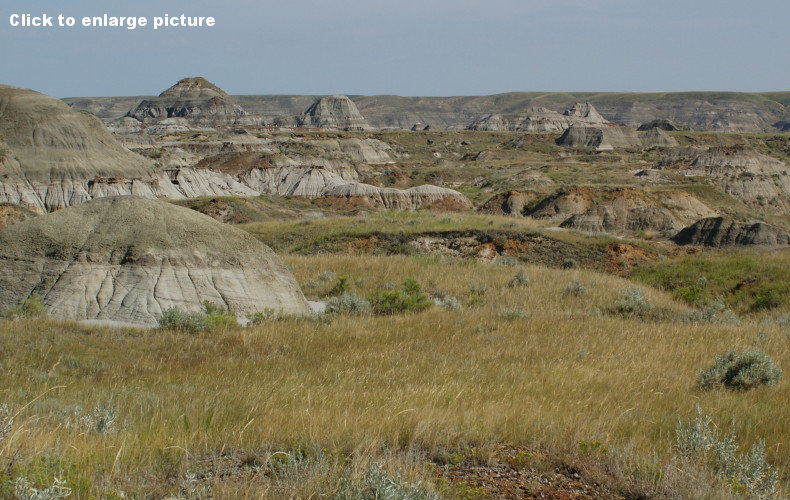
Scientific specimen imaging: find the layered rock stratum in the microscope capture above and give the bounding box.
[0,196,310,325]
[0,85,158,212]
[121,77,250,131]
[297,95,373,131]
[468,103,610,132]
[66,92,790,132]
[657,146,790,211]
[672,217,790,247]
[527,187,716,237]
[555,123,678,150]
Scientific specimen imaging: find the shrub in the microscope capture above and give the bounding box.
[2,293,45,319]
[337,462,438,500]
[498,307,530,320]
[325,292,371,315]
[698,350,782,390]
[675,405,779,497]
[752,289,781,311]
[327,276,350,297]
[202,301,238,329]
[434,296,462,311]
[0,403,13,444]
[467,283,489,296]
[561,258,577,269]
[613,286,654,317]
[159,302,238,332]
[686,296,738,325]
[507,269,530,288]
[564,280,586,297]
[159,308,209,333]
[15,476,72,500]
[246,308,276,325]
[317,270,337,282]
[369,279,433,315]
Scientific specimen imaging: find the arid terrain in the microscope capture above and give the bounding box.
[1,78,789,498]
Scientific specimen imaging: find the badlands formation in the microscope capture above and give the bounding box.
[1,78,788,251]
[0,82,469,213]
[0,196,310,325]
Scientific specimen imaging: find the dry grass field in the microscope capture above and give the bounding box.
[1,255,788,498]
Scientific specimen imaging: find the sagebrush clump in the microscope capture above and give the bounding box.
[675,405,779,497]
[507,269,530,288]
[326,292,371,315]
[698,350,782,390]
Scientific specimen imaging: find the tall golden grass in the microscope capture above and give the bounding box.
[1,255,787,497]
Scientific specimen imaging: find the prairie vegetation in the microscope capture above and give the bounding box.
[1,255,788,497]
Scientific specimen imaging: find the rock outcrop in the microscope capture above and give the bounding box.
[123,77,249,131]
[528,187,716,237]
[0,85,157,212]
[468,103,610,132]
[0,196,310,325]
[556,123,678,150]
[562,102,609,124]
[657,146,790,211]
[638,119,678,131]
[66,92,790,132]
[298,95,373,131]
[556,124,641,150]
[672,217,790,247]
[318,183,473,211]
[478,191,536,216]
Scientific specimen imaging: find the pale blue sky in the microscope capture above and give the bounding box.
[0,0,787,97]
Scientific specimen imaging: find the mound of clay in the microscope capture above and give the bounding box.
[556,124,642,150]
[639,127,679,147]
[672,217,790,247]
[529,187,716,237]
[0,196,310,325]
[638,119,678,131]
[556,123,678,150]
[125,77,248,128]
[298,95,373,131]
[0,202,35,229]
[318,183,473,211]
[562,102,609,124]
[478,191,536,216]
[469,103,610,132]
[0,85,157,212]
[658,146,790,211]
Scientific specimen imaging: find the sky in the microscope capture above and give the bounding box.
[0,0,788,98]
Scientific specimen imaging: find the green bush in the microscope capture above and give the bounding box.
[752,289,781,311]
[158,308,209,333]
[369,279,433,315]
[158,301,238,332]
[326,276,350,297]
[1,293,46,319]
[202,301,239,329]
[246,308,276,325]
[326,292,371,315]
[698,350,782,390]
